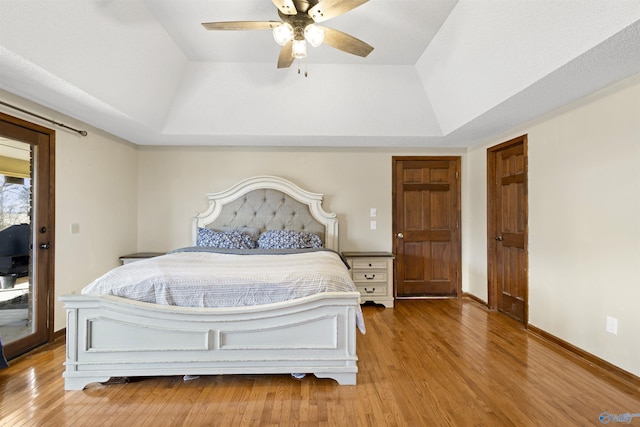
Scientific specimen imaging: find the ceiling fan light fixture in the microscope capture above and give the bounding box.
[304,24,325,47]
[273,23,294,46]
[202,0,373,69]
[291,39,307,58]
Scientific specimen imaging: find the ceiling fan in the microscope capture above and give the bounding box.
[202,0,374,68]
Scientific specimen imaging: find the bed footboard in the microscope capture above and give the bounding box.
[61,293,360,390]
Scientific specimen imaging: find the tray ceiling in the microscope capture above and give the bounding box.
[0,0,639,147]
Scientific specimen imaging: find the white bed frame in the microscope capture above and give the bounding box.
[61,176,360,390]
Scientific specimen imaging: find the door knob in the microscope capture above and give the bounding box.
[495,236,503,241]
[39,242,50,249]
[396,232,404,239]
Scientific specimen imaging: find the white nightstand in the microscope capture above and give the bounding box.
[342,251,394,308]
[119,252,165,265]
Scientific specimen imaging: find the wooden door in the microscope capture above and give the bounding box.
[0,112,55,359]
[487,135,528,323]
[392,157,461,298]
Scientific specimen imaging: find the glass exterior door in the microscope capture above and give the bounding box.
[0,113,54,359]
[0,139,33,344]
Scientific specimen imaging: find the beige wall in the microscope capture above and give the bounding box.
[465,73,640,376]
[55,127,138,330]
[136,147,464,253]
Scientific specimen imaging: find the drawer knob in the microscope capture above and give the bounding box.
[364,288,376,294]
[364,274,376,280]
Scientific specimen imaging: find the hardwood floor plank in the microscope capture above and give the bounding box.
[1,299,639,426]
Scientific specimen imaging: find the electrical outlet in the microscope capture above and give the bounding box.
[606,316,618,335]
[370,220,377,230]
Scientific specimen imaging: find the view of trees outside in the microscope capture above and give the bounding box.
[0,175,31,231]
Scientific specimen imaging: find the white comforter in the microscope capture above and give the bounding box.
[82,249,365,332]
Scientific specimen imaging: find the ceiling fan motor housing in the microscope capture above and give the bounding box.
[278,10,314,37]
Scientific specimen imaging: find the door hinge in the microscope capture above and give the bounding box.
[455,171,459,179]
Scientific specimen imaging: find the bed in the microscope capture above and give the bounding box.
[60,176,363,390]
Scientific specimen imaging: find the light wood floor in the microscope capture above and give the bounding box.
[1,299,639,426]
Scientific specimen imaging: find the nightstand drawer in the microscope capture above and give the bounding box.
[356,284,387,296]
[352,271,387,283]
[352,259,388,270]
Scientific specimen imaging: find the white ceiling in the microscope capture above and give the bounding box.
[0,0,639,148]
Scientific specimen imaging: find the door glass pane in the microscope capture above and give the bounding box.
[0,138,34,344]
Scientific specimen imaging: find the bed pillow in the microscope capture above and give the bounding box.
[218,226,261,241]
[197,228,258,249]
[257,230,323,249]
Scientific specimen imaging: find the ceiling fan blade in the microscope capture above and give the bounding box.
[320,26,373,57]
[308,0,369,23]
[202,21,280,31]
[272,0,297,15]
[277,41,295,68]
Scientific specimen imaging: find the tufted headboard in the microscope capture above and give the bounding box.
[192,176,339,250]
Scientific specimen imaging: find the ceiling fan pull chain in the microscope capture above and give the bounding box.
[295,62,308,77]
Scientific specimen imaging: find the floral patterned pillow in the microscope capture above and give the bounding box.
[257,230,323,249]
[197,228,257,249]
[219,226,261,241]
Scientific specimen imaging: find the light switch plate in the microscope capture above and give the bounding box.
[606,316,618,335]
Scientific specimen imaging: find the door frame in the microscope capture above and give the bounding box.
[392,156,462,299]
[0,111,56,357]
[487,135,528,323]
